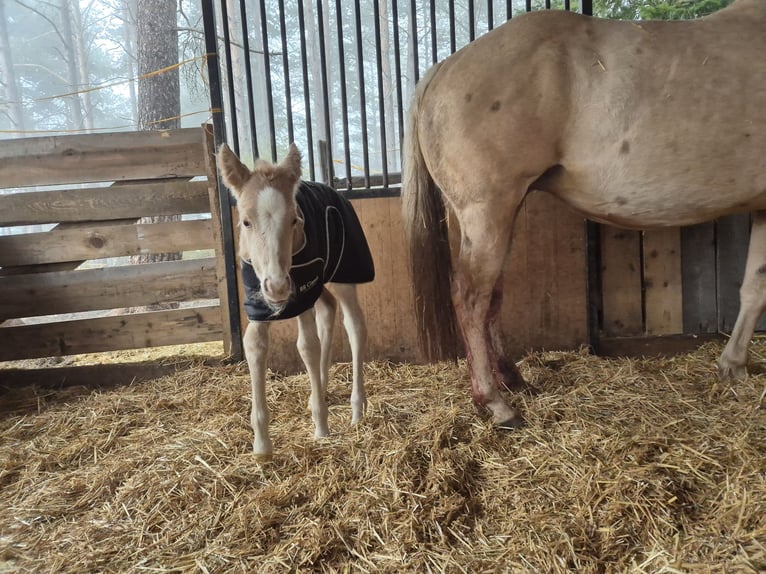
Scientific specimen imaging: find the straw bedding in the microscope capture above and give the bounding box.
[1,341,764,573]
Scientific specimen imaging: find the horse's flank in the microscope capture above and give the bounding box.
[419,0,766,229]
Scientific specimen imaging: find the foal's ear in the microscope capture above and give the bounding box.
[217,143,251,193]
[281,143,303,181]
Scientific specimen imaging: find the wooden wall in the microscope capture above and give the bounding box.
[0,127,231,362]
[596,214,761,354]
[247,191,590,373]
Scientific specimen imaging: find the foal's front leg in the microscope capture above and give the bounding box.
[243,321,273,456]
[296,308,330,438]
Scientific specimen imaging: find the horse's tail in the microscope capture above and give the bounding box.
[402,63,462,362]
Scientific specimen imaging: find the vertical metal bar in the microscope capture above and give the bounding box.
[391,0,405,162]
[200,0,242,361]
[565,0,571,11]
[297,0,316,180]
[429,0,437,63]
[317,0,333,182]
[353,0,370,188]
[526,0,532,12]
[488,0,494,31]
[373,0,388,187]
[335,0,352,189]
[277,0,294,145]
[219,0,239,153]
[469,0,475,41]
[409,0,420,83]
[238,0,258,159]
[257,0,277,161]
[545,0,551,9]
[581,0,592,15]
[507,0,512,20]
[448,0,456,54]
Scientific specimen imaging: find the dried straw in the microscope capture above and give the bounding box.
[1,341,764,573]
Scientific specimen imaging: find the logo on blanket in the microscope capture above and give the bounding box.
[299,276,320,294]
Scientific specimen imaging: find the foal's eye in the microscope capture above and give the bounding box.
[243,220,251,228]
[292,218,298,226]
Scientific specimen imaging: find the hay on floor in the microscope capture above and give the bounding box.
[0,341,764,573]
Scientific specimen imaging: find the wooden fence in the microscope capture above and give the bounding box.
[0,126,232,364]
[6,124,747,376]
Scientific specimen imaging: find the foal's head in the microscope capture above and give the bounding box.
[218,143,305,308]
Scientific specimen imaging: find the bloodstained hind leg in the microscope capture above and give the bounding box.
[487,273,527,393]
[452,211,524,429]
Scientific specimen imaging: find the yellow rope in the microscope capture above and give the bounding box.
[0,54,213,106]
[0,109,217,135]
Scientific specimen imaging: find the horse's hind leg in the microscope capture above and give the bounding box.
[719,211,766,379]
[330,283,367,423]
[453,204,524,428]
[315,288,338,393]
[488,273,527,392]
[296,308,329,438]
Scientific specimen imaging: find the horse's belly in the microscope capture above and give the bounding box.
[559,176,766,229]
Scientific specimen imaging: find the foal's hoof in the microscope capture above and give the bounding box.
[718,361,746,381]
[494,415,526,431]
[253,451,274,463]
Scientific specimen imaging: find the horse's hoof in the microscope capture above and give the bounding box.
[495,416,526,431]
[498,358,527,392]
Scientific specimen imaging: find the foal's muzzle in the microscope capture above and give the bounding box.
[262,275,292,305]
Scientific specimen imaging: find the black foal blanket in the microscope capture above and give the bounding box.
[241,181,375,322]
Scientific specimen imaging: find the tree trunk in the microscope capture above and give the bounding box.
[0,0,25,135]
[379,0,398,171]
[59,0,85,130]
[137,0,179,131]
[124,0,138,125]
[132,0,181,288]
[71,2,94,131]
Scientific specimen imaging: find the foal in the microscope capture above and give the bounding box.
[218,143,375,456]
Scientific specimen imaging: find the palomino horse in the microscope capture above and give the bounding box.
[403,0,766,429]
[218,144,375,456]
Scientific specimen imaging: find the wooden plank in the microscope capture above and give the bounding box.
[0,306,222,361]
[595,333,722,358]
[643,228,683,335]
[0,360,221,391]
[529,193,587,350]
[0,219,214,266]
[0,128,206,188]
[502,191,531,354]
[716,214,750,333]
[0,180,210,226]
[600,225,643,337]
[681,222,717,333]
[353,197,417,363]
[385,196,419,362]
[0,258,219,320]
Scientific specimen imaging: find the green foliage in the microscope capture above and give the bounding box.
[594,0,734,19]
